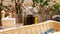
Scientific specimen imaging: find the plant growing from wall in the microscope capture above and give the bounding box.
[32,0,50,7]
[32,0,60,15]
[32,0,39,7]
[51,3,60,15]
[32,0,50,14]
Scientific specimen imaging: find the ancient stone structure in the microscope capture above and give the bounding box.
[23,0,33,7]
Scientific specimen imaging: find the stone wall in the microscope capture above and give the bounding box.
[55,0,60,3]
[23,0,33,7]
[2,0,60,6]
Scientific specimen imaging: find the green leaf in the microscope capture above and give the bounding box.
[40,0,43,3]
[51,4,60,15]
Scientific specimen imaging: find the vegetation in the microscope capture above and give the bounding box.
[51,4,60,15]
[32,0,50,7]
[32,0,60,15]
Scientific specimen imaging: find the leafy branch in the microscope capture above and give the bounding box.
[51,3,60,15]
[32,0,50,7]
